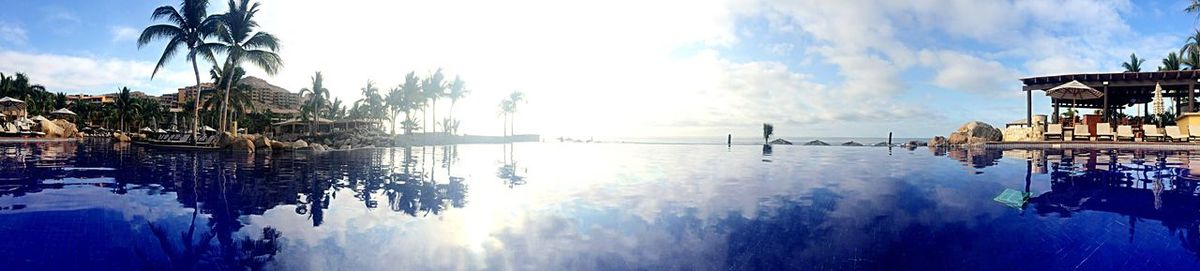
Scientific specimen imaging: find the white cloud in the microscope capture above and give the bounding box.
[0,21,28,46]
[918,50,1021,95]
[0,50,193,93]
[110,26,139,43]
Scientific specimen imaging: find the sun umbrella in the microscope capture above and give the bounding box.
[202,126,217,132]
[50,108,76,116]
[30,115,48,122]
[1153,82,1165,116]
[140,127,153,132]
[156,128,167,134]
[1046,80,1103,100]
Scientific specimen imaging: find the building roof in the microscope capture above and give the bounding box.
[1020,70,1200,109]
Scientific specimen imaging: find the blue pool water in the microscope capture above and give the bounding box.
[1,141,1200,270]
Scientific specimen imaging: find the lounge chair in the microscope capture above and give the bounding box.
[1044,124,1063,140]
[1144,125,1165,142]
[1117,125,1135,141]
[1073,124,1091,141]
[1096,125,1116,141]
[1167,126,1188,142]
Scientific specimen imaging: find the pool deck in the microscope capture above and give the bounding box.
[0,137,81,143]
[986,140,1200,150]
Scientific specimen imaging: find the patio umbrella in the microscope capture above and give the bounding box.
[1153,82,1165,116]
[202,126,217,132]
[1047,80,1103,121]
[140,127,153,133]
[50,108,76,116]
[30,115,48,122]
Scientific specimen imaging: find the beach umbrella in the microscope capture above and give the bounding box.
[202,126,217,132]
[30,115,48,122]
[0,97,26,104]
[156,128,167,134]
[140,127,153,132]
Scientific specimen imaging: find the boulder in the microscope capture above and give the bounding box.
[311,143,327,152]
[51,119,80,138]
[769,138,793,145]
[230,138,255,152]
[872,141,890,147]
[292,140,309,149]
[113,132,131,142]
[947,121,1002,145]
[928,136,948,147]
[37,119,64,138]
[253,135,271,148]
[270,140,286,149]
[803,140,830,146]
[841,141,863,146]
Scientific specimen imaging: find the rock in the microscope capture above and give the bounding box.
[253,135,271,148]
[37,119,63,138]
[311,143,327,152]
[841,141,863,146]
[230,138,255,152]
[929,136,948,147]
[803,140,830,146]
[947,121,1002,145]
[270,140,286,149]
[769,138,793,145]
[113,132,131,142]
[872,141,890,147]
[51,119,80,138]
[341,145,351,150]
[1002,127,1035,142]
[292,140,308,149]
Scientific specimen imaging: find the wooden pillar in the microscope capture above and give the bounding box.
[1190,82,1196,113]
[1052,100,1060,124]
[1026,89,1032,128]
[1102,85,1109,122]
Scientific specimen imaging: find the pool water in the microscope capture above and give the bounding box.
[1,141,1199,270]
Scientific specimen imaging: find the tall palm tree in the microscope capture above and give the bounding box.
[498,99,513,137]
[446,75,468,134]
[358,80,385,125]
[421,69,447,134]
[1188,0,1200,16]
[201,0,283,134]
[114,87,141,132]
[139,0,218,141]
[392,72,422,135]
[299,72,329,136]
[1122,53,1144,72]
[1162,52,1183,71]
[505,91,524,136]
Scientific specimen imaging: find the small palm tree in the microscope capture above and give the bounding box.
[139,0,219,141]
[1122,53,1144,72]
[114,87,142,132]
[421,69,447,134]
[390,72,422,135]
[498,91,524,136]
[763,123,774,144]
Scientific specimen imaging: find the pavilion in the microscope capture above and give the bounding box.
[1020,70,1200,126]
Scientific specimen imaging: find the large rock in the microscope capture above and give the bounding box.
[769,138,793,145]
[947,121,1002,145]
[292,140,309,149]
[252,135,271,148]
[270,140,286,149]
[803,140,830,146]
[51,119,80,138]
[928,136,948,147]
[113,132,131,142]
[841,141,863,146]
[311,143,327,152]
[230,138,255,152]
[37,119,63,138]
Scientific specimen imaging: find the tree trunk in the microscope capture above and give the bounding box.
[432,98,438,134]
[190,55,202,145]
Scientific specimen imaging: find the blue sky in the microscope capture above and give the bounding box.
[1,0,1198,138]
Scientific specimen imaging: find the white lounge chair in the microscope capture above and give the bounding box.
[1167,126,1188,142]
[1073,124,1091,141]
[1044,124,1064,140]
[1096,125,1116,141]
[1144,125,1165,142]
[1117,125,1135,141]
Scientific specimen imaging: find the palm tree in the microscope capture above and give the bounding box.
[207,61,255,130]
[498,99,513,137]
[762,123,774,144]
[446,75,468,134]
[1188,0,1200,16]
[420,69,447,134]
[388,72,422,136]
[357,80,385,125]
[201,0,283,134]
[139,0,218,141]
[1187,51,1200,71]
[1122,53,1144,72]
[1162,52,1183,71]
[505,91,524,136]
[299,72,329,136]
[114,87,141,132]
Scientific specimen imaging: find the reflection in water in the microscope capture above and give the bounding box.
[8,141,1200,270]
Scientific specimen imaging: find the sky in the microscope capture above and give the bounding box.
[0,0,1196,139]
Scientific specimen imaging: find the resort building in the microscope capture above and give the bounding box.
[65,94,112,104]
[241,76,302,113]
